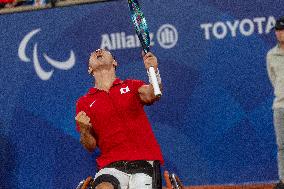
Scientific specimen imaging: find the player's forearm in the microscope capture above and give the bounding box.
[140,84,161,104]
[80,131,96,152]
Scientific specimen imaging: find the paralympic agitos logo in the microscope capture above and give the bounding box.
[18,28,76,81]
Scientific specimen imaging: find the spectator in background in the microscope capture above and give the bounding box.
[33,0,56,8]
[0,0,17,9]
[0,0,55,9]
[33,0,45,6]
[20,0,56,8]
[266,16,284,189]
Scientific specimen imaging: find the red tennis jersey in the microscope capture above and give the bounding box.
[75,78,164,169]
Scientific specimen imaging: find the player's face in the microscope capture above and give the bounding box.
[89,49,117,71]
[276,29,284,43]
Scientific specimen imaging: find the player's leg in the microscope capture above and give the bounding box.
[274,108,284,189]
[128,173,152,189]
[95,181,115,189]
[128,160,162,189]
[93,168,130,189]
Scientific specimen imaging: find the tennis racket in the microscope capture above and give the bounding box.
[128,0,162,97]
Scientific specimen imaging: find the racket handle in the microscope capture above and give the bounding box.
[148,66,162,97]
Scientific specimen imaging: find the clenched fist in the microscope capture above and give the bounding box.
[75,111,92,133]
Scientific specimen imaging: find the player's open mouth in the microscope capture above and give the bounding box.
[97,55,103,60]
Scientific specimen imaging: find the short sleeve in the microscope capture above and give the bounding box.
[129,79,146,93]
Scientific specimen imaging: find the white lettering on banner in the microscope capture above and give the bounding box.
[200,16,276,40]
[101,32,154,50]
[100,24,178,50]
[212,22,227,39]
[18,28,76,81]
[239,19,254,36]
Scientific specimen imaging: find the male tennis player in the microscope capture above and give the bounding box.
[75,49,163,189]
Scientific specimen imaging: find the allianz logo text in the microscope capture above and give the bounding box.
[100,24,178,50]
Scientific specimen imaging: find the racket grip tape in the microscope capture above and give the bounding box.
[148,66,162,97]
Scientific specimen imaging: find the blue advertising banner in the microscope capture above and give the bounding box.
[0,0,283,188]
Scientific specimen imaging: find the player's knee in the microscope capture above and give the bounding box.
[93,174,120,189]
[95,182,114,189]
